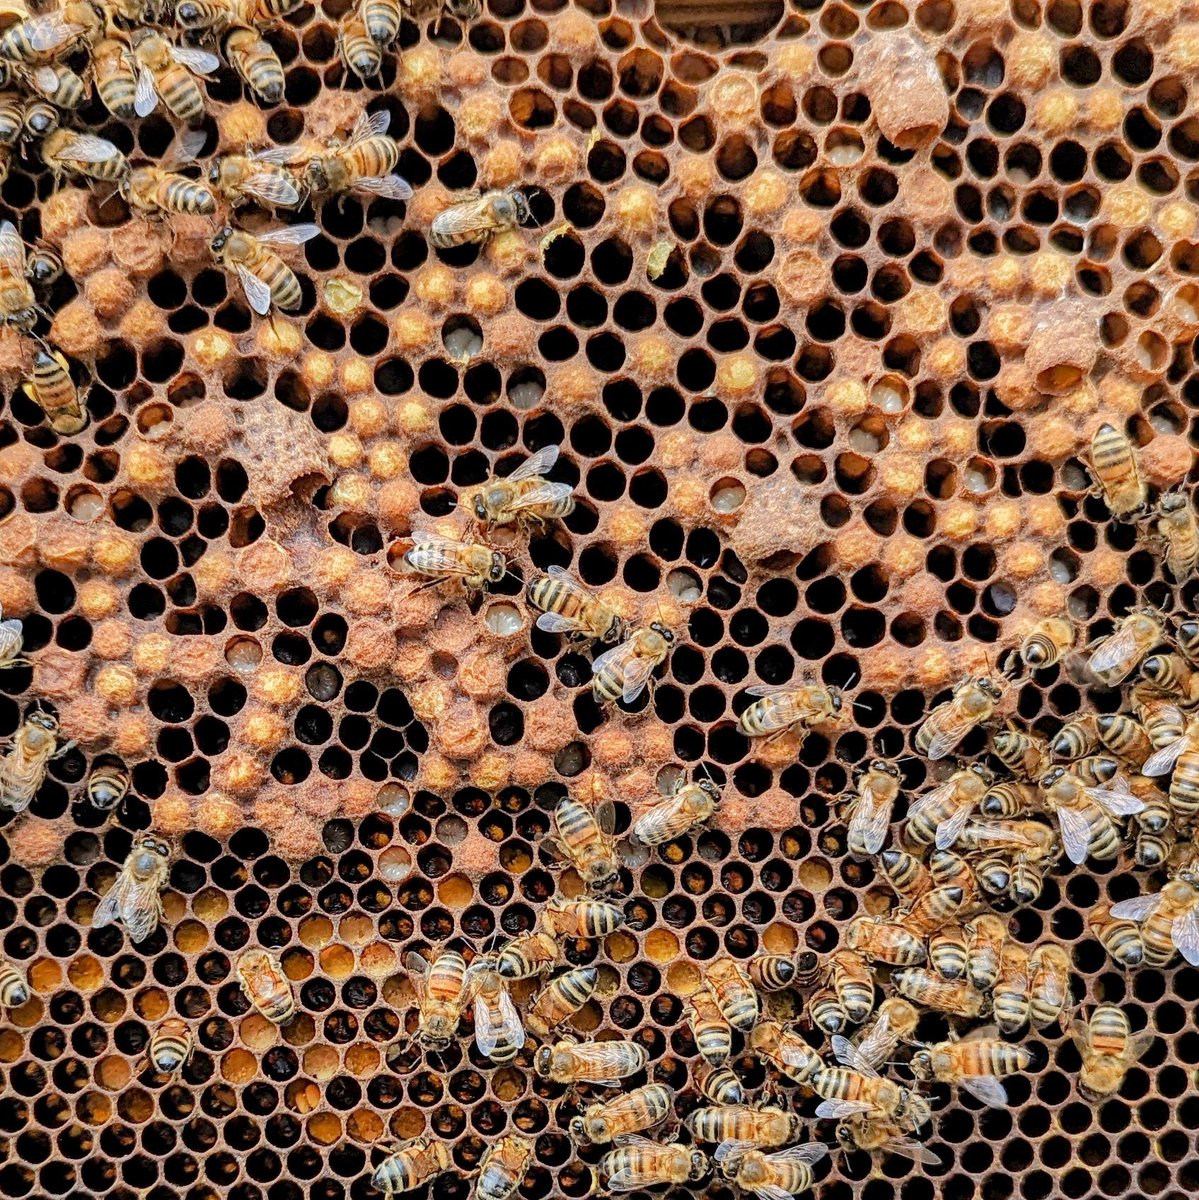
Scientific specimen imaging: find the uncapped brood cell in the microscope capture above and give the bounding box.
[860,32,949,149]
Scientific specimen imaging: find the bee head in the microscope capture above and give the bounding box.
[687,1150,709,1181]
[176,0,205,25]
[25,105,58,138]
[697,778,722,800]
[649,622,674,642]
[510,189,532,224]
[473,495,489,521]
[141,836,170,858]
[487,553,506,584]
[533,1046,553,1077]
[969,762,995,784]
[27,707,59,733]
[567,1116,587,1143]
[304,159,329,192]
[210,226,233,253]
[835,1123,856,1152]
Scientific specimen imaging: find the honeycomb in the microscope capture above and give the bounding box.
[3,0,1199,1197]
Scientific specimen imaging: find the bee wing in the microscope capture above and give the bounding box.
[1068,1019,1091,1053]
[768,1145,829,1166]
[62,135,124,164]
[592,639,634,685]
[162,128,208,170]
[536,611,587,635]
[256,223,320,247]
[1086,780,1144,817]
[851,1013,894,1069]
[744,684,786,698]
[815,1099,874,1120]
[244,172,302,207]
[353,174,414,200]
[171,45,220,74]
[631,796,687,846]
[934,800,974,851]
[882,1137,942,1166]
[744,1185,795,1200]
[1170,902,1199,967]
[507,444,560,483]
[618,653,657,706]
[1087,626,1137,676]
[906,778,959,820]
[404,951,429,1001]
[713,1139,755,1165]
[235,264,273,316]
[1142,737,1187,777]
[963,820,1036,848]
[134,66,158,117]
[921,713,967,762]
[1127,1031,1157,1059]
[94,869,161,943]
[1054,805,1092,865]
[500,481,574,513]
[249,146,300,165]
[352,107,391,141]
[1109,894,1161,922]
[829,1037,881,1079]
[957,1076,1009,1108]
[0,221,25,270]
[604,1169,643,1193]
[23,13,86,52]
[0,618,22,640]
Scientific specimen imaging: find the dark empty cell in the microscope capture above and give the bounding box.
[270,748,311,786]
[578,544,617,585]
[736,234,775,275]
[95,340,136,389]
[304,314,346,351]
[566,281,607,326]
[613,426,653,465]
[539,326,579,362]
[664,296,703,337]
[622,554,660,592]
[585,463,625,502]
[859,168,897,206]
[418,360,459,400]
[613,291,655,331]
[677,349,716,393]
[791,618,834,660]
[488,703,523,746]
[375,358,414,397]
[806,301,846,342]
[830,207,870,248]
[129,584,166,620]
[461,362,501,407]
[707,318,749,352]
[1065,184,1101,218]
[410,445,449,485]
[272,632,311,666]
[586,333,625,372]
[832,254,868,293]
[543,231,584,279]
[515,278,560,321]
[438,405,478,448]
[349,314,388,356]
[32,569,75,615]
[140,538,179,581]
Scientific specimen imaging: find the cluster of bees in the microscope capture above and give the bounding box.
[338,0,481,83]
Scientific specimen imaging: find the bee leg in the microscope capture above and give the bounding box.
[52,739,76,759]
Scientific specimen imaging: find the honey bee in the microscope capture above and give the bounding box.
[431,187,533,248]
[687,984,732,1066]
[540,897,625,939]
[808,986,847,1035]
[1087,609,1164,686]
[339,13,380,80]
[1147,491,1199,578]
[362,0,401,44]
[1095,713,1151,765]
[953,817,1058,862]
[0,957,29,1008]
[236,947,294,1022]
[209,223,319,316]
[534,1038,647,1086]
[631,775,721,846]
[892,968,985,1020]
[909,1031,1033,1107]
[93,835,170,943]
[1038,766,1144,865]
[686,1104,801,1148]
[915,674,1006,761]
[810,1050,929,1129]
[600,1138,708,1191]
[496,929,557,980]
[878,848,932,901]
[84,756,131,812]
[569,1083,674,1145]
[749,1020,820,1085]
[1050,714,1100,761]
[1,707,68,813]
[1133,785,1174,868]
[121,135,218,217]
[1016,618,1075,671]
[22,242,62,290]
[93,35,136,118]
[176,0,304,31]
[526,966,597,1037]
[1071,1005,1155,1101]
[1177,619,1199,665]
[738,682,847,743]
[207,148,303,208]
[929,924,968,981]
[476,1135,532,1200]
[843,919,926,966]
[1089,421,1146,517]
[714,1141,827,1199]
[991,726,1051,779]
[23,348,86,435]
[1110,876,1199,968]
[831,997,919,1073]
[388,532,507,595]
[836,1114,940,1166]
[0,603,24,671]
[793,951,821,988]
[979,781,1040,819]
[896,884,966,937]
[592,623,675,706]
[703,958,759,1032]
[747,954,795,993]
[904,762,993,849]
[145,1017,192,1078]
[466,958,525,1064]
[405,947,469,1050]
[461,444,575,532]
[1143,716,1199,823]
[24,61,86,107]
[528,565,628,644]
[1136,693,1187,749]
[372,1136,453,1196]
[927,848,979,900]
[0,218,38,331]
[827,949,874,1025]
[0,3,105,65]
[991,942,1030,1034]
[964,914,1006,993]
[1028,942,1072,1030]
[548,794,620,894]
[224,26,284,103]
[131,29,219,122]
[1142,653,1199,703]
[844,759,901,858]
[295,108,412,202]
[1087,903,1144,970]
[695,1064,743,1105]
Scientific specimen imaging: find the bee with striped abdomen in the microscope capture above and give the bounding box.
[0,3,105,65]
[980,781,1040,819]
[738,681,848,744]
[339,13,381,80]
[461,444,575,531]
[915,674,1006,761]
[0,957,29,1008]
[540,897,624,939]
[904,762,993,849]
[1142,653,1199,704]
[1133,785,1175,868]
[1,707,69,813]
[209,222,319,316]
[23,61,86,108]
[809,986,847,1034]
[965,914,1006,992]
[431,187,532,248]
[476,1135,532,1200]
[0,604,25,672]
[1088,903,1143,970]
[121,133,218,218]
[836,1114,940,1166]
[714,1141,827,1200]
[910,1031,1032,1107]
[1089,420,1146,517]
[687,984,732,1065]
[1050,714,1100,762]
[295,108,412,202]
[495,929,557,980]
[1095,713,1151,766]
[632,774,721,846]
[146,1017,193,1078]
[749,1020,820,1085]
[827,949,874,1025]
[84,756,130,812]
[405,947,469,1050]
[224,26,285,103]
[879,848,932,901]
[548,793,620,894]
[953,817,1058,862]
[991,942,1030,1034]
[372,1136,453,1196]
[1016,618,1075,672]
[844,758,901,858]
[534,1038,646,1086]
[207,148,303,208]
[703,958,759,1032]
[176,0,304,31]
[843,918,926,966]
[526,966,597,1037]
[748,954,795,993]
[928,848,979,899]
[895,884,966,938]
[569,1083,674,1145]
[528,565,627,644]
[929,924,968,981]
[23,348,86,435]
[1110,876,1199,968]
[696,1064,743,1105]
[893,968,986,1020]
[686,1104,801,1148]
[810,1049,928,1130]
[237,947,294,1022]
[794,950,821,987]
[600,1139,708,1191]
[389,531,506,596]
[131,29,219,123]
[0,218,39,331]
[592,622,675,706]
[1072,1005,1155,1100]
[363,0,402,45]
[1028,942,1072,1030]
[93,35,137,118]
[1038,766,1144,865]
[466,958,525,1064]
[1148,491,1199,578]
[1178,620,1199,665]
[1087,609,1165,687]
[93,835,170,943]
[991,726,1051,779]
